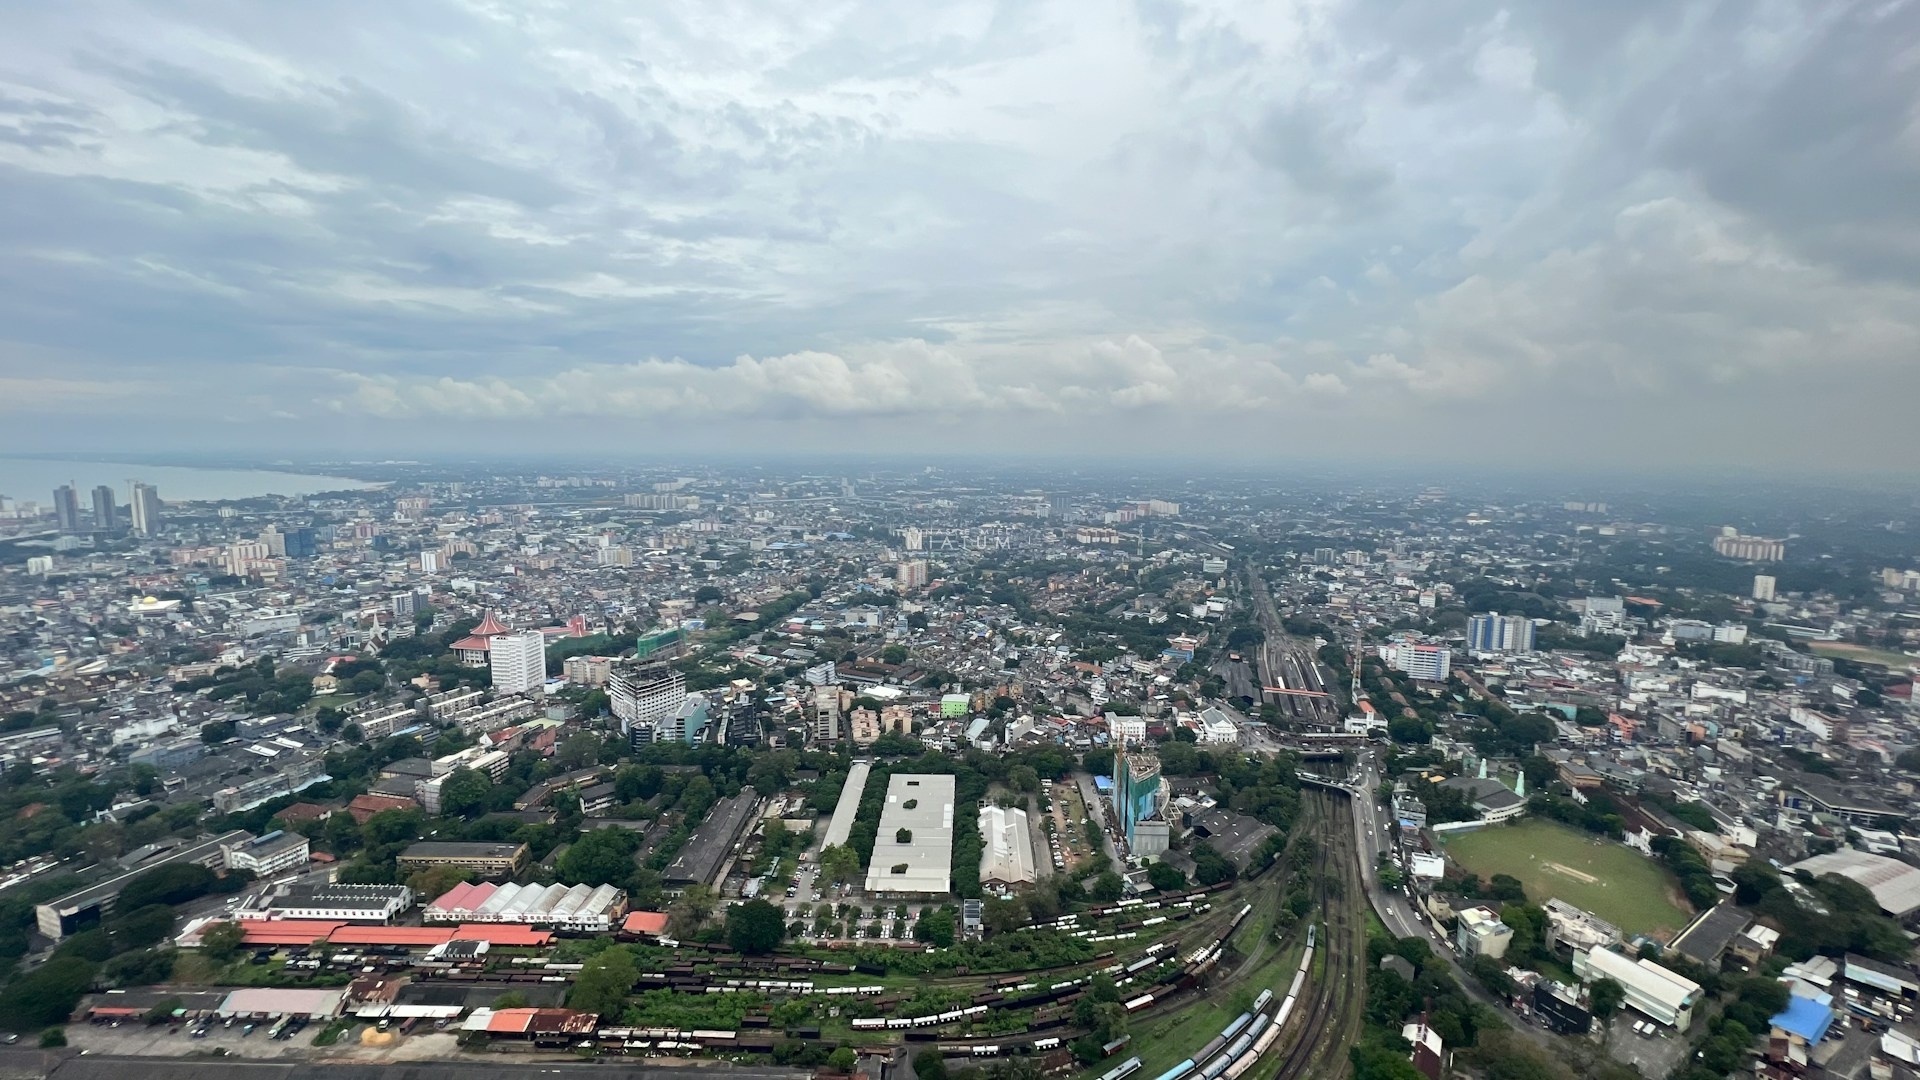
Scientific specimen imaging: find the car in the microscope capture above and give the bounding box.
[1,1034,17,1045]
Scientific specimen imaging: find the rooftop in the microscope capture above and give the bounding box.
[864,773,956,894]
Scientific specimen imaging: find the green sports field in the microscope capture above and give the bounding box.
[1438,820,1693,939]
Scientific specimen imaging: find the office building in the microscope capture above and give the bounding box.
[222,830,312,875]
[52,485,81,533]
[1712,528,1786,562]
[562,655,615,687]
[1111,747,1164,849]
[1573,947,1702,1031]
[130,482,162,535]
[1392,642,1451,682]
[1753,575,1777,602]
[610,661,685,735]
[490,630,547,695]
[1467,614,1535,654]
[90,485,117,530]
[283,527,317,558]
[396,841,529,881]
[896,559,929,590]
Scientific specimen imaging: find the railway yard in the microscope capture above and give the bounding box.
[67,785,1373,1080]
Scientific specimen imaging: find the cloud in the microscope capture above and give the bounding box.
[0,0,1911,468]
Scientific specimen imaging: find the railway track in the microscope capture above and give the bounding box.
[1260,788,1365,1080]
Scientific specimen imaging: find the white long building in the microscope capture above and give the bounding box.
[978,805,1036,886]
[1574,946,1702,1031]
[865,774,956,895]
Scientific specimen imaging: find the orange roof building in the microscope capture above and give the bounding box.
[622,910,669,936]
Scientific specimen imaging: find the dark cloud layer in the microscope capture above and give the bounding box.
[0,0,1913,468]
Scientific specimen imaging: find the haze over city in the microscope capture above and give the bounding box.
[2,1,1916,466]
[2,7,1920,1077]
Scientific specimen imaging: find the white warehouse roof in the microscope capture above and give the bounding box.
[979,805,1036,885]
[864,774,955,895]
[1788,850,1920,918]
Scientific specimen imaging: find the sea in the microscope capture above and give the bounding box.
[0,457,380,504]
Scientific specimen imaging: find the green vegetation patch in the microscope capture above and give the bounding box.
[1440,819,1692,938]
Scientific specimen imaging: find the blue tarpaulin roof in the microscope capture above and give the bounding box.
[1772,991,1835,1045]
[1093,776,1113,791]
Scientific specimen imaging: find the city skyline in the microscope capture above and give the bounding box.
[1,1,1915,467]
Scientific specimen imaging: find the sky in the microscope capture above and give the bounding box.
[1,0,1916,469]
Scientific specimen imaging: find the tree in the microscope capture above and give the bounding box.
[1590,977,1626,1023]
[200,720,236,744]
[1090,871,1125,902]
[0,957,95,1031]
[1190,844,1237,886]
[913,1049,950,1080]
[405,864,472,901]
[828,1047,858,1073]
[437,767,494,819]
[493,991,529,1010]
[201,920,247,963]
[669,884,717,937]
[727,899,787,955]
[819,844,861,885]
[895,828,913,844]
[556,827,641,888]
[113,904,177,949]
[555,733,604,771]
[569,945,637,1018]
[118,863,217,912]
[1146,861,1187,892]
[1009,765,1040,793]
[914,907,956,947]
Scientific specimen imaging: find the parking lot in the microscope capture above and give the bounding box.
[67,1016,462,1061]
[1602,1013,1690,1078]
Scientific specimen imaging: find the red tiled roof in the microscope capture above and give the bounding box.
[472,611,509,636]
[622,910,669,935]
[451,636,494,652]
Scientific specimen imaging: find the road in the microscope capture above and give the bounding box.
[1071,770,1126,875]
[1345,750,1555,1050]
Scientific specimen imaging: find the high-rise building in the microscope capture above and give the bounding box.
[1752,575,1777,602]
[1467,614,1536,654]
[610,661,686,735]
[130,483,162,535]
[896,559,929,590]
[1110,737,1163,850]
[1712,528,1785,562]
[51,486,80,534]
[490,630,547,695]
[419,550,441,573]
[283,527,316,558]
[260,524,287,557]
[1393,643,1452,682]
[90,485,117,531]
